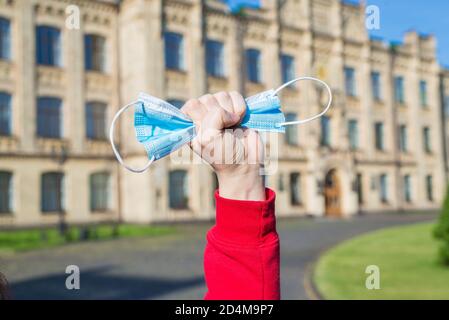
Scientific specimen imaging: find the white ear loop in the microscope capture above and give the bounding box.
[274,76,333,126]
[109,101,155,173]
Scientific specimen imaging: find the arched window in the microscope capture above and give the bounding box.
[0,171,12,213]
[90,172,110,211]
[41,172,64,213]
[169,170,188,209]
[37,97,62,138]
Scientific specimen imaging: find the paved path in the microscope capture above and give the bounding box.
[0,212,436,300]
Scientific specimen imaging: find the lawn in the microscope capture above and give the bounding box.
[0,224,176,252]
[314,222,449,299]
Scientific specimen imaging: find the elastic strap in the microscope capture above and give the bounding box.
[274,76,333,126]
[109,101,155,173]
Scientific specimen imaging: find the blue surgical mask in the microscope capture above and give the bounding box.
[110,77,332,173]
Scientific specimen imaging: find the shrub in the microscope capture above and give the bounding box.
[434,185,449,265]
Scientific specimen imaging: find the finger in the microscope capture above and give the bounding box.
[229,91,247,122]
[202,104,240,131]
[214,91,234,114]
[199,94,221,112]
[181,99,207,128]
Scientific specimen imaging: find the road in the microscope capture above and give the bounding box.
[0,211,436,299]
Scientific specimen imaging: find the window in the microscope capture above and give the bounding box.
[245,48,261,83]
[85,34,106,72]
[356,173,363,204]
[90,172,110,211]
[0,171,12,213]
[281,54,295,84]
[285,113,298,145]
[37,97,62,138]
[379,174,388,203]
[206,40,224,77]
[36,26,61,66]
[344,67,356,97]
[0,17,10,60]
[371,71,381,101]
[169,170,188,209]
[419,80,427,107]
[290,172,301,206]
[320,115,331,146]
[423,127,431,153]
[348,119,359,150]
[164,32,184,70]
[394,76,405,104]
[426,175,433,202]
[0,92,11,136]
[86,102,107,140]
[403,175,411,203]
[167,99,185,109]
[374,122,384,151]
[41,172,64,213]
[399,125,408,152]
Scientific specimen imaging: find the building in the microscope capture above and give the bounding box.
[0,0,448,227]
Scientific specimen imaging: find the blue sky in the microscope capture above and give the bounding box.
[225,0,449,67]
[365,0,449,67]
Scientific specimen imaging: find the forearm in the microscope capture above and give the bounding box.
[203,188,280,300]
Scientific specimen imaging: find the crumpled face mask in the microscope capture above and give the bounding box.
[110,77,332,173]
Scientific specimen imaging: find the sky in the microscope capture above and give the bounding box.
[224,0,449,67]
[365,0,449,67]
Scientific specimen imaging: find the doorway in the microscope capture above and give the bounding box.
[324,169,342,217]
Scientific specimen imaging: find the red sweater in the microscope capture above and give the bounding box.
[204,188,280,300]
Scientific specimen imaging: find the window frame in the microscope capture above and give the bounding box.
[285,113,299,146]
[37,97,62,139]
[36,25,61,67]
[84,34,106,73]
[245,48,262,83]
[0,171,12,214]
[89,172,110,212]
[281,54,295,84]
[0,91,11,136]
[0,17,11,60]
[86,101,107,140]
[374,122,384,151]
[169,169,189,210]
[289,172,302,206]
[205,39,225,78]
[348,119,359,150]
[41,172,64,213]
[370,71,381,101]
[394,76,405,104]
[164,31,184,71]
[344,66,356,97]
[320,115,331,147]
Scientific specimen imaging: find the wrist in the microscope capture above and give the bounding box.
[216,165,265,201]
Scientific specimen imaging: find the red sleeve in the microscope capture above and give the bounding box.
[204,188,280,300]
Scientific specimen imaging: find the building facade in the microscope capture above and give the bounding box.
[0,0,448,227]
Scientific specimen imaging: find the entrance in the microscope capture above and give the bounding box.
[324,169,342,217]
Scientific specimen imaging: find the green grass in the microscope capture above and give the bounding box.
[314,222,449,299]
[0,224,176,252]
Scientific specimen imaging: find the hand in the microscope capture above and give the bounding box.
[181,91,265,201]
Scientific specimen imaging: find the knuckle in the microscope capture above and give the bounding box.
[182,99,199,112]
[215,91,230,99]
